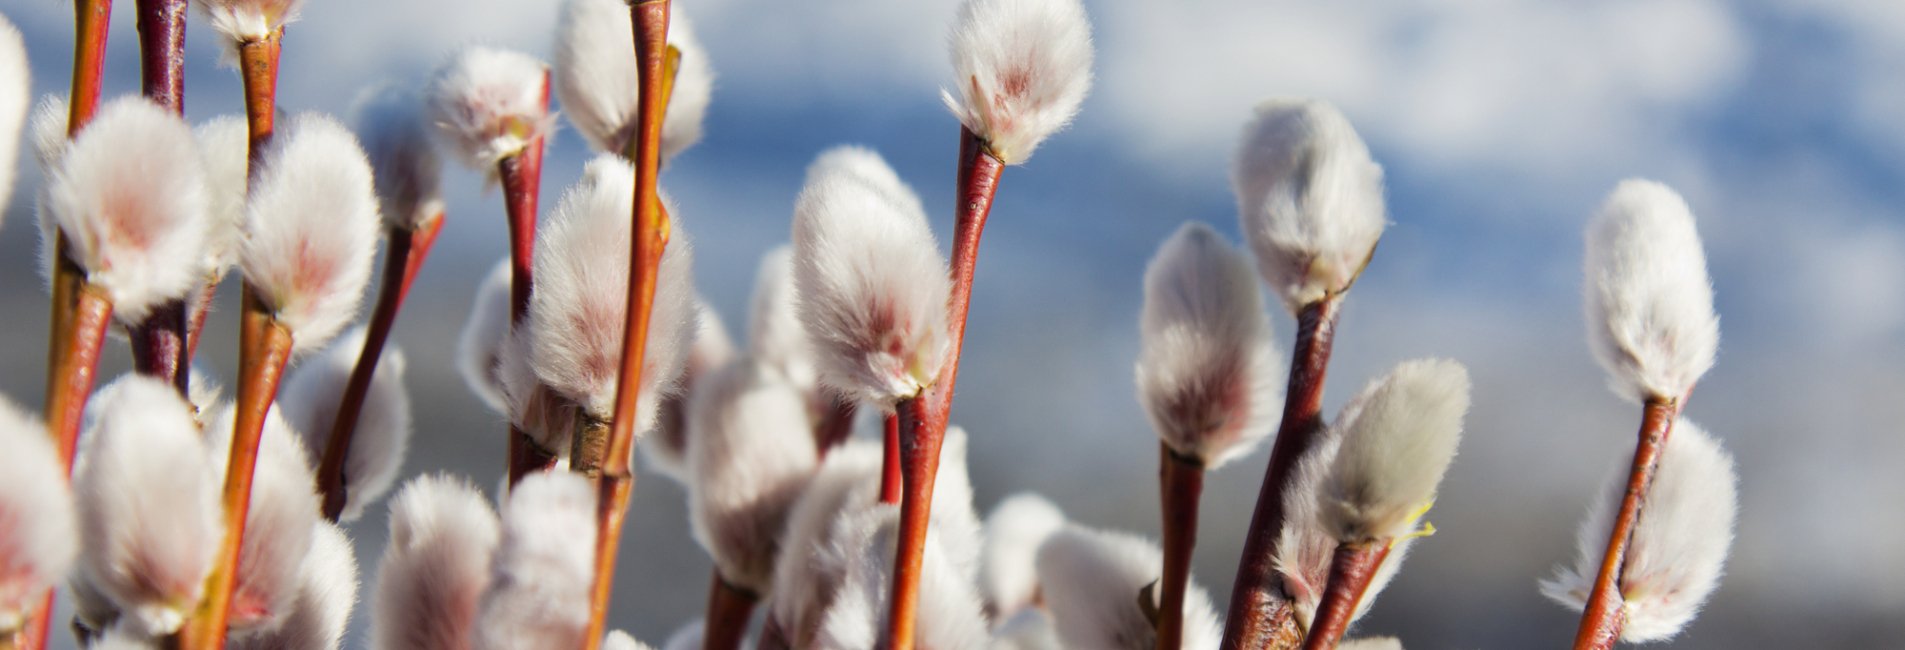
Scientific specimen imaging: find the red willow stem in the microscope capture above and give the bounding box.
[1220,296,1343,650]
[68,0,111,133]
[315,216,445,521]
[1298,543,1392,650]
[582,3,672,648]
[135,0,187,112]
[44,284,112,472]
[129,301,190,394]
[1570,397,1680,650]
[879,411,901,505]
[237,33,280,180]
[176,288,295,650]
[1157,446,1206,650]
[702,573,759,650]
[497,71,551,487]
[885,126,1004,650]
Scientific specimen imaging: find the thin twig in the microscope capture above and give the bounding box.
[1157,445,1206,650]
[879,411,901,505]
[1298,542,1392,650]
[496,72,549,487]
[135,0,187,113]
[1570,397,1680,650]
[702,572,759,650]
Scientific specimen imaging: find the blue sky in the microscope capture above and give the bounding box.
[2,0,1902,647]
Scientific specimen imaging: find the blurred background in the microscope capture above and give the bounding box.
[3,0,1902,647]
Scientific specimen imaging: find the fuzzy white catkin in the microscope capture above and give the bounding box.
[791,145,951,405]
[1137,221,1282,469]
[240,113,380,353]
[277,326,414,521]
[351,83,445,230]
[371,475,500,650]
[554,0,713,162]
[942,0,1094,164]
[687,358,820,594]
[1035,526,1222,650]
[1232,99,1387,312]
[204,400,320,632]
[990,608,1061,650]
[1583,179,1720,403]
[767,440,882,647]
[27,95,67,171]
[525,154,696,437]
[645,297,737,483]
[474,471,598,650]
[194,115,250,282]
[813,506,990,650]
[229,522,358,650]
[1273,422,1413,629]
[979,493,1066,619]
[1542,419,1736,643]
[0,399,76,633]
[192,0,302,44]
[73,376,221,636]
[0,16,27,214]
[1320,359,1470,544]
[44,96,211,324]
[457,258,513,413]
[426,47,552,171]
[749,246,819,393]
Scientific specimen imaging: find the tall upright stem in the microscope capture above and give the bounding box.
[237,34,281,178]
[886,127,1005,650]
[315,217,444,520]
[1298,543,1392,650]
[176,289,294,650]
[68,0,111,133]
[702,572,759,650]
[1221,297,1342,650]
[1570,397,1680,650]
[879,411,901,505]
[44,284,113,471]
[582,3,672,647]
[1157,446,1206,650]
[136,0,187,112]
[496,72,550,487]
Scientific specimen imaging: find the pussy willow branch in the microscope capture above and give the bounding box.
[1570,396,1681,650]
[1299,542,1392,650]
[498,71,553,485]
[125,0,191,394]
[1221,296,1343,650]
[1157,446,1206,650]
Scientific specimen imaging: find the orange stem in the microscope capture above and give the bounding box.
[1570,397,1680,650]
[44,284,112,471]
[702,572,759,650]
[316,216,443,520]
[879,411,901,505]
[1157,447,1206,650]
[237,34,280,184]
[67,0,111,136]
[497,72,550,487]
[1220,297,1342,649]
[1298,543,1392,650]
[175,286,294,650]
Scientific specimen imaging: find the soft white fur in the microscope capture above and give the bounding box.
[1137,221,1282,469]
[28,94,67,170]
[750,246,819,394]
[1541,419,1736,643]
[1232,99,1387,312]
[687,358,820,593]
[554,0,713,163]
[192,0,302,43]
[277,326,414,522]
[44,96,210,324]
[426,47,553,170]
[979,493,1066,619]
[0,17,27,214]
[645,297,737,482]
[350,83,445,230]
[527,154,696,429]
[812,506,990,650]
[766,440,882,647]
[205,400,320,632]
[1320,359,1469,543]
[602,630,657,650]
[495,326,583,457]
[926,426,986,583]
[193,115,250,283]
[371,475,500,650]
[240,113,380,353]
[229,522,358,650]
[473,471,597,650]
[791,145,951,405]
[1034,525,1221,650]
[457,258,513,413]
[1582,179,1720,403]
[73,376,221,636]
[0,399,76,633]
[1273,421,1412,628]
[942,0,1093,164]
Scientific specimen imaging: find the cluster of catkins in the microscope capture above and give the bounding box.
[0,0,1739,647]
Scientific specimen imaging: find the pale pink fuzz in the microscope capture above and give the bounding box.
[942,0,1095,164]
[371,475,499,650]
[0,400,76,634]
[426,47,553,171]
[239,113,381,353]
[192,0,302,43]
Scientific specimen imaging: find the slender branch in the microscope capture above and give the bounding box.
[44,283,112,471]
[582,3,673,647]
[508,427,559,484]
[236,33,281,181]
[1298,542,1392,650]
[702,572,759,650]
[129,300,191,395]
[879,411,901,505]
[186,278,218,361]
[67,0,111,135]
[1570,397,1680,650]
[1157,446,1206,650]
[1221,296,1343,650]
[135,0,187,113]
[316,216,444,520]
[175,287,295,650]
[496,72,549,487]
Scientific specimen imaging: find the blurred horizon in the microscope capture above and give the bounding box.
[3,0,1902,648]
